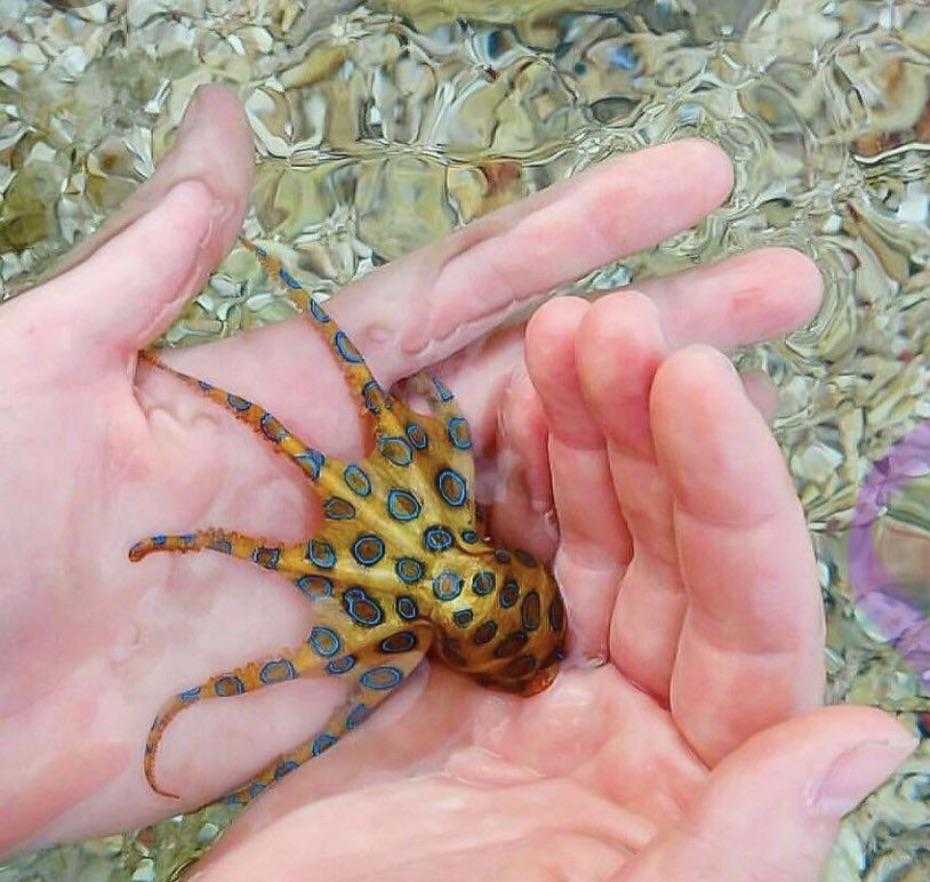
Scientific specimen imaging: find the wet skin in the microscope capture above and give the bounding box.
[129,241,568,805]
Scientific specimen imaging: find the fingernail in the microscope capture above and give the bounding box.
[810,734,918,817]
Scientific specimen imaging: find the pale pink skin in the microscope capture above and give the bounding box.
[0,86,916,881]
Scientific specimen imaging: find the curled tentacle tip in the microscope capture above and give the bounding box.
[146,771,181,800]
[128,543,146,562]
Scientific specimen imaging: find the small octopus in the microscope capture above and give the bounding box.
[129,239,568,806]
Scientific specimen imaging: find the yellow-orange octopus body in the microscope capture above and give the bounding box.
[129,239,567,806]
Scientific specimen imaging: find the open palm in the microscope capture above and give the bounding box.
[180,292,911,882]
[0,87,912,881]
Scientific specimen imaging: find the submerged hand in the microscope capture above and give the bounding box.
[186,303,916,882]
[0,83,911,879]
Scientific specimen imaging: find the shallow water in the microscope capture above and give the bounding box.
[1,1,929,879]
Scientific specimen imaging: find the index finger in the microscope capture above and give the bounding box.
[331,138,734,385]
[650,345,825,766]
[164,139,733,455]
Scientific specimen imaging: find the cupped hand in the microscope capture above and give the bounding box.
[0,84,912,879]
[180,288,917,882]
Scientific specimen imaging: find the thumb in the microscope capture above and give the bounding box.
[615,705,918,882]
[34,84,253,357]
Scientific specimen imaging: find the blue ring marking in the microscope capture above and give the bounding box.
[395,557,424,584]
[472,570,496,596]
[549,596,565,631]
[387,489,421,522]
[177,686,202,703]
[224,792,246,807]
[295,574,334,601]
[343,464,372,497]
[380,631,417,653]
[352,533,386,567]
[295,448,325,480]
[360,665,404,690]
[312,733,339,756]
[248,782,266,799]
[431,375,454,402]
[521,591,541,631]
[252,546,281,570]
[308,625,342,657]
[214,675,245,697]
[209,537,232,554]
[278,268,302,289]
[452,609,474,628]
[260,412,287,442]
[514,548,537,568]
[460,529,479,544]
[227,393,251,412]
[499,578,520,608]
[152,535,167,546]
[346,703,368,730]
[423,524,454,552]
[179,533,196,545]
[362,380,384,415]
[447,416,472,450]
[260,658,297,684]
[494,548,511,564]
[405,421,429,450]
[503,654,537,679]
[342,587,385,626]
[198,379,214,391]
[308,298,330,323]
[473,620,498,645]
[307,538,337,569]
[494,629,529,659]
[326,654,357,675]
[433,569,464,602]
[334,331,364,364]
[324,496,356,520]
[436,467,468,507]
[396,595,419,620]
[378,435,414,467]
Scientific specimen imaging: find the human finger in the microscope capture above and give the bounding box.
[327,139,734,386]
[612,706,917,882]
[486,363,559,561]
[34,85,253,358]
[651,345,825,764]
[525,296,630,663]
[637,246,822,351]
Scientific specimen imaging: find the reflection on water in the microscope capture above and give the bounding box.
[1,1,930,879]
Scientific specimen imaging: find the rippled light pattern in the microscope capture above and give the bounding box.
[1,1,929,880]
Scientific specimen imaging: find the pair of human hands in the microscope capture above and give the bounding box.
[0,85,916,881]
